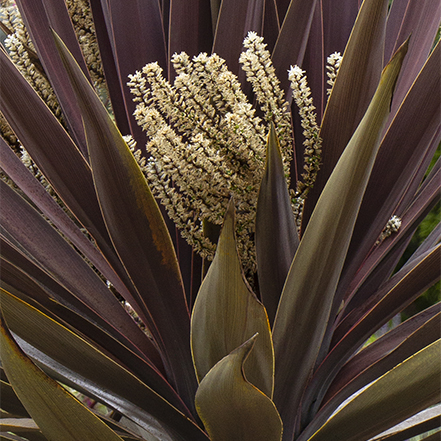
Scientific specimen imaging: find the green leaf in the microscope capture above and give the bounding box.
[195,335,282,441]
[0,313,124,441]
[255,123,299,325]
[52,31,197,410]
[306,340,441,441]
[272,39,409,436]
[191,200,274,398]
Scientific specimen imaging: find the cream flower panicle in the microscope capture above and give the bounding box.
[128,33,296,274]
[288,65,322,215]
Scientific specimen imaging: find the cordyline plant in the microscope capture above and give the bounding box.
[0,0,440,440]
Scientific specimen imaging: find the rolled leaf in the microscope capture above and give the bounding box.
[272,39,409,437]
[306,340,441,441]
[195,335,283,441]
[255,123,298,325]
[0,313,124,441]
[191,200,274,398]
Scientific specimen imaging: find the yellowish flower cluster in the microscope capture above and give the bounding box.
[128,34,294,272]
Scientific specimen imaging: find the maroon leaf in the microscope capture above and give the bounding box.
[101,0,167,145]
[0,49,142,311]
[15,0,90,155]
[53,32,198,413]
[298,303,441,440]
[301,243,440,425]
[338,163,441,327]
[272,0,318,97]
[385,0,441,117]
[255,124,299,324]
[88,0,131,136]
[332,41,441,331]
[0,138,132,303]
[213,0,265,83]
[301,0,389,229]
[168,0,213,72]
[0,181,161,365]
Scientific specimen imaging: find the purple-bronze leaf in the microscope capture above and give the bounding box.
[301,0,389,230]
[53,31,198,413]
[255,124,299,325]
[15,0,90,155]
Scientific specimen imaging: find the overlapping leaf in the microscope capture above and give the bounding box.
[304,340,441,441]
[52,32,197,411]
[272,39,408,438]
[302,0,389,227]
[195,335,282,441]
[0,289,208,441]
[191,200,274,398]
[0,313,125,441]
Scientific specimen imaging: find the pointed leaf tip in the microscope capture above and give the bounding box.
[195,335,282,441]
[0,314,124,441]
[191,201,274,398]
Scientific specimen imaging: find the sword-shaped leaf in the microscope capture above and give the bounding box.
[272,39,409,437]
[255,123,298,325]
[306,340,441,441]
[0,313,124,441]
[191,200,274,398]
[52,32,197,409]
[302,0,389,227]
[0,289,208,440]
[195,335,282,441]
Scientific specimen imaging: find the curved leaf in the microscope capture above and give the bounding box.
[306,340,441,441]
[336,42,441,313]
[52,31,198,409]
[0,289,208,441]
[0,180,157,363]
[195,335,282,441]
[0,138,130,304]
[272,39,409,437]
[0,48,136,310]
[255,123,298,325]
[0,313,124,441]
[15,0,90,153]
[298,303,441,441]
[302,243,441,429]
[302,0,389,227]
[191,200,274,398]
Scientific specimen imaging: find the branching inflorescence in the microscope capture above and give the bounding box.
[128,32,295,273]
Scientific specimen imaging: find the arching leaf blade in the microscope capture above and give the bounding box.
[302,0,389,228]
[255,123,299,325]
[195,335,282,441]
[272,39,409,437]
[191,200,274,398]
[52,31,198,410]
[0,289,208,440]
[0,313,125,441]
[306,340,441,441]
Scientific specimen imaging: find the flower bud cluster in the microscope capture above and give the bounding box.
[326,52,342,96]
[288,65,322,204]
